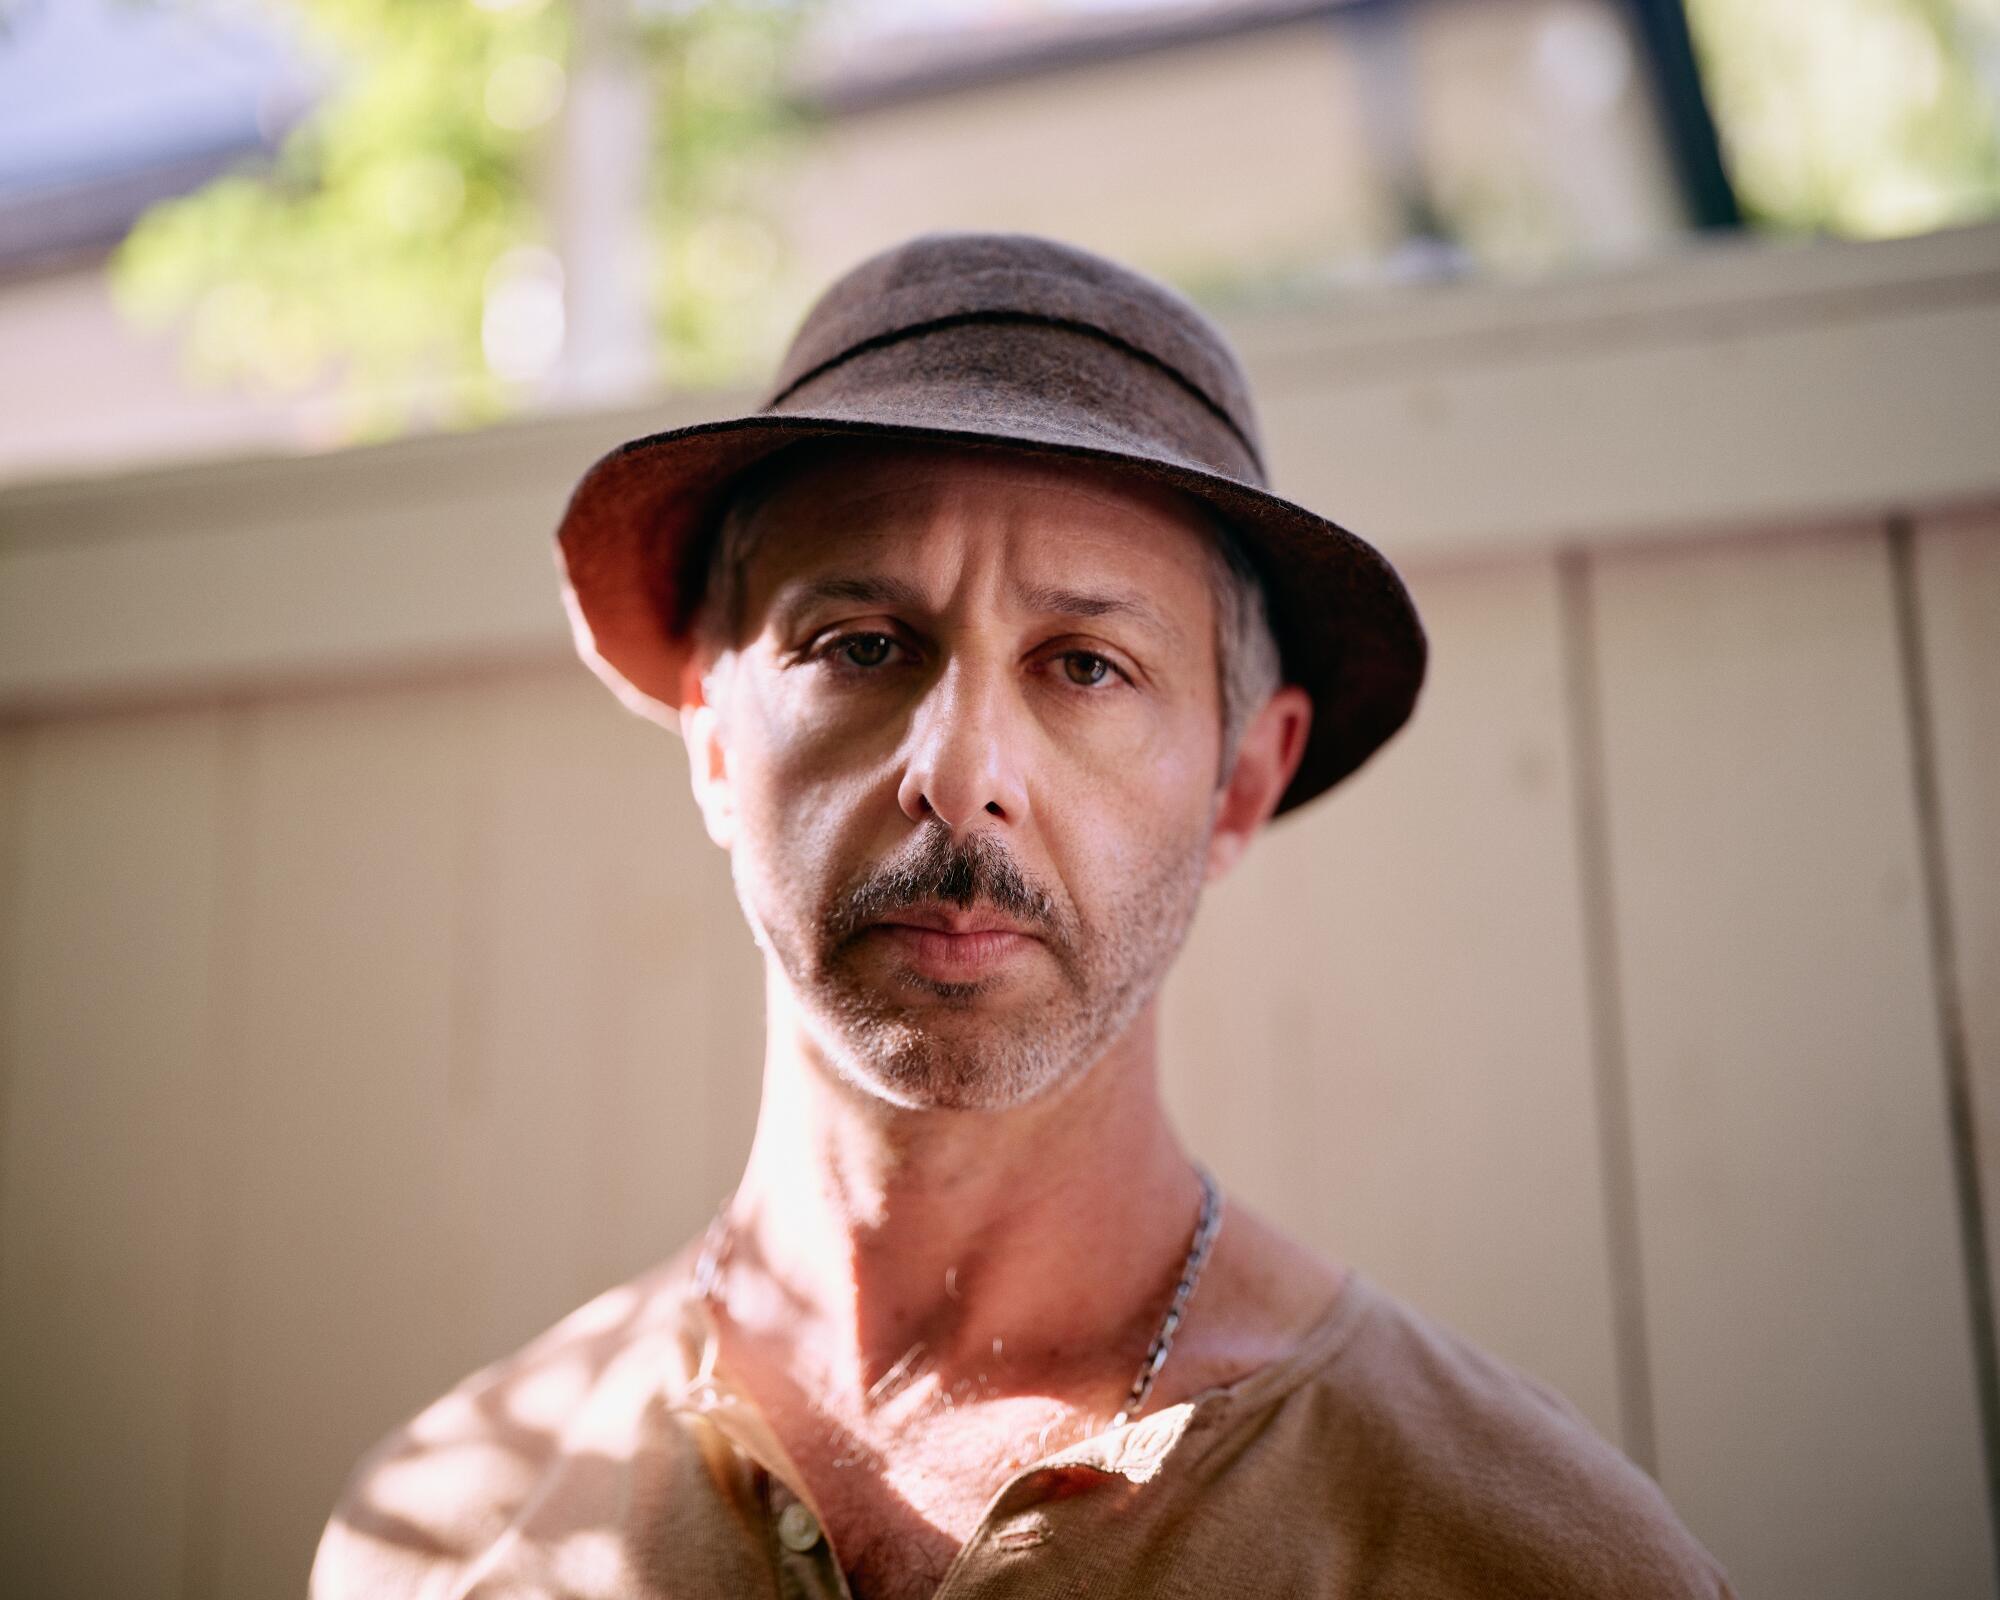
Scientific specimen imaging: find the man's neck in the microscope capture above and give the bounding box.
[720,993,1206,1415]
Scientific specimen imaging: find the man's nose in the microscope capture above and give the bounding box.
[896,657,1031,829]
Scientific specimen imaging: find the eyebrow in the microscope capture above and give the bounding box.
[773,573,1184,647]
[1014,581,1184,647]
[775,574,929,620]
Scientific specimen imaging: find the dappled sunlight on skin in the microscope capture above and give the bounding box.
[406,1390,485,1447]
[560,1283,645,1339]
[312,1263,686,1597]
[369,1443,543,1531]
[506,1354,600,1433]
[549,1527,641,1598]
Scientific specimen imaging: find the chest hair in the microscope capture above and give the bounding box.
[785,1395,1107,1600]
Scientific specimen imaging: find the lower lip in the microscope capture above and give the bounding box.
[870,925,1038,979]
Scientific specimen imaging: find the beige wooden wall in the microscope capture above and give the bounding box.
[3,223,1998,1599]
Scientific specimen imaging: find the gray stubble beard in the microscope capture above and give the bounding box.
[735,810,1215,1113]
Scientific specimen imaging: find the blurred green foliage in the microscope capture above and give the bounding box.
[109,0,816,443]
[1687,0,2000,234]
[103,0,2000,444]
[645,0,819,386]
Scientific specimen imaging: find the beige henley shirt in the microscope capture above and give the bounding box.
[310,1254,1735,1598]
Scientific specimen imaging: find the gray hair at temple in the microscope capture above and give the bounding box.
[687,441,1287,786]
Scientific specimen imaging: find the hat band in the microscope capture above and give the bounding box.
[761,309,1267,481]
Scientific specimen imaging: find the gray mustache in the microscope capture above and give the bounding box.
[830,823,1058,944]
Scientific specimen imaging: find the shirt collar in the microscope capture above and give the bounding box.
[659,1275,1205,1488]
[1037,1401,1199,1483]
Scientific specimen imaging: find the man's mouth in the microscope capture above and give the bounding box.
[873,905,1040,938]
[865,908,1042,978]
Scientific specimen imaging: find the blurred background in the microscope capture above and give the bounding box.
[1,0,1997,1596]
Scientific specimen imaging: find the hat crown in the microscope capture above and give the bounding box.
[763,230,1268,482]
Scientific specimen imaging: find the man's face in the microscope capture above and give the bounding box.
[687,438,1239,1112]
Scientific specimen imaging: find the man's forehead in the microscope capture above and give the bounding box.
[760,438,1210,527]
[743,441,1222,619]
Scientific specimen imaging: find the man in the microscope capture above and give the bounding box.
[312,231,1733,1598]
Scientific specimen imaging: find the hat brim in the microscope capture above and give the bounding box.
[554,411,1426,817]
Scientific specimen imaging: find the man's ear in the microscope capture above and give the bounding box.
[1205,685,1312,882]
[677,650,737,852]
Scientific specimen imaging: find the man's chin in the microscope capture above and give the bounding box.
[848,1057,1072,1115]
[815,1010,1083,1114]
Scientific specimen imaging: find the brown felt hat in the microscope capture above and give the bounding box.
[554,229,1425,814]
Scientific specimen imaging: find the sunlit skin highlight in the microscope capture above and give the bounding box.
[673,438,1336,1599]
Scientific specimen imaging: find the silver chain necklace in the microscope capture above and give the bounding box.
[690,1162,1224,1433]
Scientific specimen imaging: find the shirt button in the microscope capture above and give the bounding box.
[777,1499,823,1553]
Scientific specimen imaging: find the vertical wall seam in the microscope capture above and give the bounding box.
[180,698,253,1600]
[448,684,487,1118]
[446,682,495,1358]
[1884,513,2000,1560]
[0,722,34,1285]
[1555,548,1658,1477]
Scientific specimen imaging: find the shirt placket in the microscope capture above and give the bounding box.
[668,1294,1207,1597]
[755,1456,1084,1599]
[761,1471,850,1600]
[666,1370,854,1599]
[683,1397,1198,1598]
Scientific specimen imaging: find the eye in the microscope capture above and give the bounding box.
[1059,651,1121,688]
[817,631,907,671]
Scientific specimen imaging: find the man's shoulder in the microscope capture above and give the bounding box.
[1276,1272,1733,1598]
[307,1254,693,1600]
